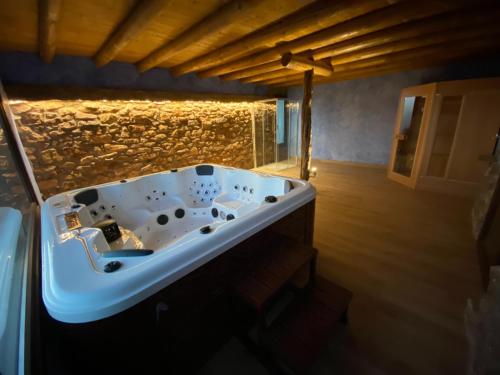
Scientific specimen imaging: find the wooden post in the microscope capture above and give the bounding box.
[300,70,313,181]
[281,53,333,76]
[39,0,62,63]
[93,0,169,67]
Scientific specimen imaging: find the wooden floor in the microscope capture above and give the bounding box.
[257,160,482,374]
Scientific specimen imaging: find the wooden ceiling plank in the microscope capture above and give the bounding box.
[265,38,500,87]
[263,73,305,86]
[215,6,500,83]
[281,52,333,76]
[220,60,283,81]
[318,51,500,85]
[242,21,500,84]
[137,0,273,73]
[332,35,500,73]
[93,0,170,67]
[240,68,300,84]
[174,0,398,77]
[39,0,62,63]
[312,6,500,60]
[330,23,500,68]
[193,0,471,79]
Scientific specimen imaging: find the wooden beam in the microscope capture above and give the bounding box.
[332,35,500,73]
[329,22,500,67]
[192,1,468,78]
[300,70,313,181]
[38,0,62,63]
[242,23,500,84]
[281,53,333,76]
[312,6,500,61]
[217,6,500,83]
[93,0,169,68]
[268,62,431,87]
[261,73,305,86]
[264,39,500,87]
[240,68,303,84]
[220,61,284,81]
[137,0,271,73]
[173,0,397,77]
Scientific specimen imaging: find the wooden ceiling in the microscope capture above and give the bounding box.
[0,0,499,88]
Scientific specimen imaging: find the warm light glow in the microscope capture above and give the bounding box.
[8,98,279,197]
[9,98,256,108]
[310,166,317,177]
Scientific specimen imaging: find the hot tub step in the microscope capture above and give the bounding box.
[232,238,317,312]
[261,276,352,374]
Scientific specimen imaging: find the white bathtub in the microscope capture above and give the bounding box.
[41,164,315,323]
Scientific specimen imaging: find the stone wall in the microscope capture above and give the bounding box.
[10,99,257,197]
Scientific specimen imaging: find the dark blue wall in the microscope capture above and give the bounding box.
[288,55,500,165]
[0,51,268,95]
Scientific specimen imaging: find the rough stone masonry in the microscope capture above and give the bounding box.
[10,99,258,197]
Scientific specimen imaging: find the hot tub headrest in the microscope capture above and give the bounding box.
[74,189,99,206]
[195,165,214,176]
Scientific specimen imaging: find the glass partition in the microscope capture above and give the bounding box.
[393,96,426,177]
[0,92,37,375]
[252,99,300,172]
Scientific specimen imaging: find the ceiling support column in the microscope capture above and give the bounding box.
[300,69,313,181]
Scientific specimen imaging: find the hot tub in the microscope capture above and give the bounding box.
[41,164,315,323]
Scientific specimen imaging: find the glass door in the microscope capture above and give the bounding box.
[388,85,434,187]
[392,96,426,177]
[251,99,300,173]
[0,82,39,375]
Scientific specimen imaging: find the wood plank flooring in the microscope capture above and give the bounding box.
[257,160,482,374]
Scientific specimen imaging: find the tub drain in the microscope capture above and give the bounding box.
[200,226,211,234]
[104,261,122,273]
[265,195,278,203]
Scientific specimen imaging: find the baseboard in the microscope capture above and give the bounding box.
[312,159,387,170]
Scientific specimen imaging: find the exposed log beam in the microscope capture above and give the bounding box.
[218,6,500,83]
[330,24,500,68]
[39,0,62,63]
[332,35,500,73]
[221,61,284,81]
[268,64,420,87]
[271,54,465,87]
[281,53,333,76]
[93,0,169,67]
[312,6,500,60]
[240,68,302,84]
[137,0,272,73]
[300,70,313,181]
[241,22,500,84]
[262,37,500,87]
[193,1,469,78]
[172,0,397,77]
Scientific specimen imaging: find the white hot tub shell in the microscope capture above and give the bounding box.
[41,164,315,323]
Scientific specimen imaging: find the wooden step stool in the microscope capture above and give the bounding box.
[232,238,352,374]
[261,276,352,374]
